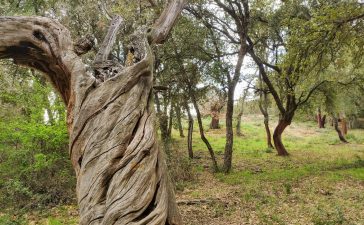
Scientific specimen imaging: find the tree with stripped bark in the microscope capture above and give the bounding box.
[248,0,364,155]
[0,0,187,224]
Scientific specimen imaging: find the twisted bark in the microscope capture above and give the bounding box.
[0,2,186,222]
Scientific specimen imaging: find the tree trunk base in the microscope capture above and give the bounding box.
[273,119,290,156]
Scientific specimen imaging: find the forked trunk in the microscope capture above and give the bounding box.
[71,36,180,225]
[0,2,187,221]
[316,108,326,128]
[223,44,247,173]
[273,119,290,156]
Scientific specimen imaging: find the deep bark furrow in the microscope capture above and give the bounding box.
[70,76,143,157]
[70,68,151,160]
[78,88,151,206]
[106,155,155,213]
[81,104,143,168]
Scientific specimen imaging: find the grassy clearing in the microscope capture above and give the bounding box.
[175,115,364,225]
[1,115,363,224]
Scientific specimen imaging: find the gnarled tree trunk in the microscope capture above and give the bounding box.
[210,115,220,129]
[333,116,348,143]
[0,1,187,223]
[209,102,223,129]
[341,117,348,135]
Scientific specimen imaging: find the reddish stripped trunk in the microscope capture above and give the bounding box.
[316,108,326,128]
[210,116,220,129]
[341,118,348,135]
[273,119,290,156]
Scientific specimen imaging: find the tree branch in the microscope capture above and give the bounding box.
[94,15,124,63]
[150,0,188,44]
[0,16,86,104]
[247,37,286,114]
[297,80,327,106]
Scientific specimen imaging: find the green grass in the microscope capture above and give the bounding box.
[173,115,364,224]
[2,114,364,224]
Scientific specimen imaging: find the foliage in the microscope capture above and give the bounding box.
[0,67,74,212]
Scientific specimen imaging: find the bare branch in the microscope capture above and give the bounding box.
[147,0,158,7]
[297,80,327,106]
[150,0,188,44]
[94,15,124,63]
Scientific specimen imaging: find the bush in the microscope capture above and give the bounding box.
[0,121,75,212]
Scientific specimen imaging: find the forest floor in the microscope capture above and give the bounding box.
[2,115,364,225]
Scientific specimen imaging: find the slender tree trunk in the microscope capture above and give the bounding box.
[223,83,236,172]
[334,116,348,143]
[321,115,326,128]
[223,44,247,173]
[317,108,323,128]
[273,119,290,156]
[185,102,194,159]
[190,94,218,171]
[236,86,250,136]
[258,91,274,149]
[173,36,217,169]
[168,104,174,138]
[236,112,243,136]
[264,117,274,149]
[174,104,185,138]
